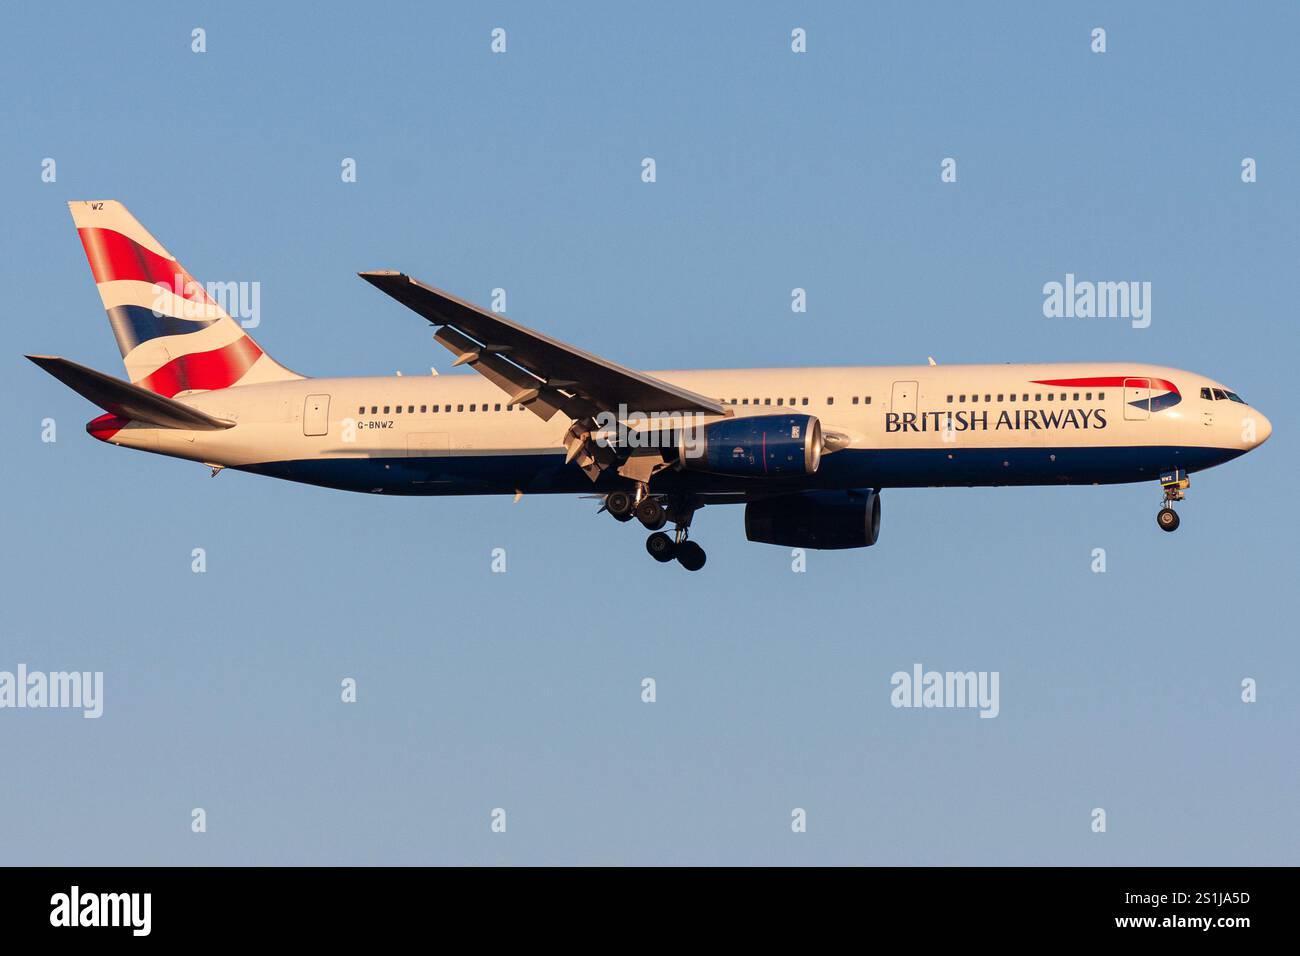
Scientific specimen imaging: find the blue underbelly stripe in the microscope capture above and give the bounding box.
[234,445,1246,496]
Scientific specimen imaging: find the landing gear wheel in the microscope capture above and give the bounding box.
[646,531,676,562]
[606,491,635,522]
[676,540,707,571]
[1157,507,1180,533]
[636,497,667,531]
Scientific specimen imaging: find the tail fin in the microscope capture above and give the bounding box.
[69,200,302,396]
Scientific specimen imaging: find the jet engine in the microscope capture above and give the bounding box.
[677,414,822,477]
[744,489,881,550]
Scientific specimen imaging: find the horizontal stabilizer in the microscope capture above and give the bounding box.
[25,355,234,430]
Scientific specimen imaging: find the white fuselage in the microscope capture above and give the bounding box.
[92,362,1271,496]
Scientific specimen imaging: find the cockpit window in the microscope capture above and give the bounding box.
[1224,390,1247,404]
[1212,388,1228,401]
[1200,387,1212,400]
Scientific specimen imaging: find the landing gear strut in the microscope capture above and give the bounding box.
[1156,470,1188,533]
[606,489,706,570]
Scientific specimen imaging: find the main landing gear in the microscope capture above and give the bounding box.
[605,488,706,571]
[1156,470,1189,533]
[646,529,707,571]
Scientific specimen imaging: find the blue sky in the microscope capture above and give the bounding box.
[0,1,1295,864]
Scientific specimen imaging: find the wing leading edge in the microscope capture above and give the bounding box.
[358,271,726,420]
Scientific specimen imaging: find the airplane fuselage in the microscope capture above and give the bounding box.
[90,361,1270,497]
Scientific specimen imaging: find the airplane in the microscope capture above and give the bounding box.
[29,201,1273,571]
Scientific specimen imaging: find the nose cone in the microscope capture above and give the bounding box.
[1254,411,1273,447]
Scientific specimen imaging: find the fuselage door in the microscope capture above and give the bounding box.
[1122,378,1151,421]
[303,394,330,436]
[891,380,918,415]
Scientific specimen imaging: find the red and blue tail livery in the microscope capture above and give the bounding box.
[69,201,300,397]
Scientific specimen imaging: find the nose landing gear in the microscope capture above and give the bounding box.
[1156,470,1189,533]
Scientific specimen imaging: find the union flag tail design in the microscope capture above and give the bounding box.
[69,200,302,396]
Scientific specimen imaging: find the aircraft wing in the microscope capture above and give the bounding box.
[358,271,726,422]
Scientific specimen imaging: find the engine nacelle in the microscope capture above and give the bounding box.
[745,489,881,550]
[678,414,822,477]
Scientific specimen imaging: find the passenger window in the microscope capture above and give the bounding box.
[1072,393,1079,401]
[827,397,834,405]
[1034,394,1041,401]
[395,405,402,413]
[777,398,784,406]
[432,405,438,413]
[985,394,991,402]
[741,399,749,405]
[801,398,809,406]
[1085,392,1092,401]
[764,398,771,405]
[959,395,966,403]
[445,405,452,412]
[457,404,463,412]
[1046,394,1053,401]
[1009,394,1016,402]
[1022,394,1028,401]
[495,404,501,411]
[864,396,871,404]
[852,396,859,405]
[383,406,390,414]
[1098,392,1105,400]
[997,394,1004,402]
[357,406,364,414]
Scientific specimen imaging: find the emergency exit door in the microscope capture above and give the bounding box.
[891,380,918,415]
[1122,378,1150,421]
[303,394,330,436]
